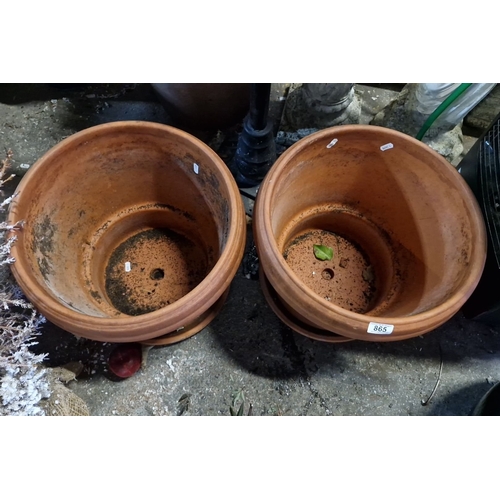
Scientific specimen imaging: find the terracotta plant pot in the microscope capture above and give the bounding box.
[150,83,250,131]
[254,125,486,342]
[8,121,246,343]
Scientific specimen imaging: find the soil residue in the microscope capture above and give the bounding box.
[105,228,208,315]
[283,229,376,313]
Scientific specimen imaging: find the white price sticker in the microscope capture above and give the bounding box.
[326,138,338,149]
[367,322,394,335]
[380,143,394,151]
[193,163,200,174]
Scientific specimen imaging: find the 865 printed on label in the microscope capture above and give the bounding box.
[367,322,394,335]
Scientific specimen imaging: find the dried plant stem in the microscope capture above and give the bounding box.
[421,344,443,406]
[0,149,15,188]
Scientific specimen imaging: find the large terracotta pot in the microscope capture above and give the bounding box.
[151,83,250,131]
[254,125,487,342]
[8,121,246,344]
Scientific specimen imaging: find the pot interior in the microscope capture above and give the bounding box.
[282,209,396,315]
[271,129,479,317]
[17,124,232,318]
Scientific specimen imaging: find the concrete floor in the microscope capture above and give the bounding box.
[1,83,499,416]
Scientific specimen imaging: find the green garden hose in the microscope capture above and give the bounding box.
[416,83,473,141]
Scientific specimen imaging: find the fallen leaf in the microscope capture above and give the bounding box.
[313,244,333,261]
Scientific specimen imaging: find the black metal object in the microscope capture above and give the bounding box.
[232,84,276,188]
[472,382,500,415]
[460,111,500,323]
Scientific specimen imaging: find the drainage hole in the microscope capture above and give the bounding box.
[321,268,334,280]
[150,268,165,280]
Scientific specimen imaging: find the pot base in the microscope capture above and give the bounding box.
[284,228,377,314]
[141,288,229,346]
[259,268,353,343]
[79,204,218,319]
[279,206,399,317]
[105,227,208,316]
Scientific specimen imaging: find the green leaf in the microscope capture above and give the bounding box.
[231,388,245,407]
[237,402,245,416]
[313,244,333,261]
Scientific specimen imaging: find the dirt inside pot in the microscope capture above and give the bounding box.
[283,229,377,313]
[104,228,208,316]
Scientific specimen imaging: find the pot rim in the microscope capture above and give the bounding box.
[254,125,487,337]
[8,121,246,341]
